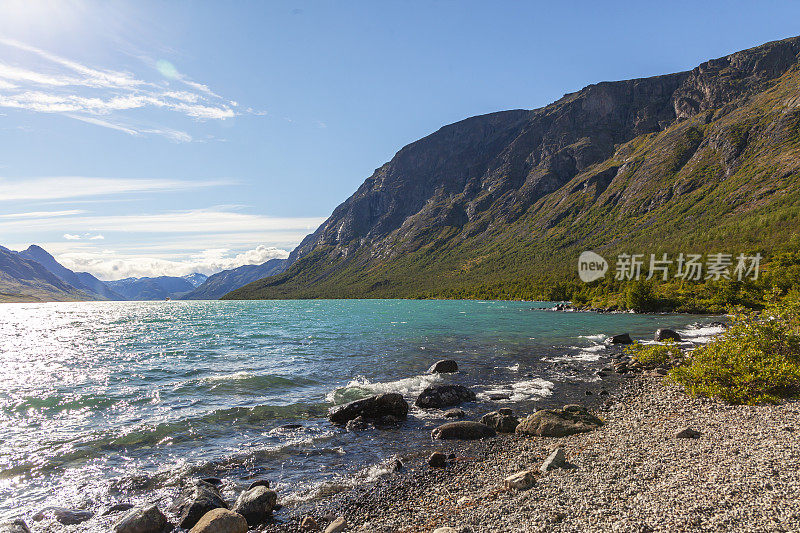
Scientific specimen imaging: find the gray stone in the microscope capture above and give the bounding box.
[32,508,93,526]
[428,451,447,467]
[655,328,681,342]
[247,479,270,490]
[188,508,247,533]
[328,393,408,424]
[480,410,519,433]
[231,485,277,526]
[0,519,30,533]
[103,503,136,516]
[676,427,701,439]
[443,408,465,419]
[432,421,496,440]
[174,479,228,530]
[540,447,567,472]
[516,405,604,437]
[428,359,458,373]
[415,385,476,409]
[113,505,171,533]
[324,516,347,533]
[504,470,536,490]
[606,333,633,345]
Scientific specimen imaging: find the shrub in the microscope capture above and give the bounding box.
[627,340,682,367]
[669,301,800,404]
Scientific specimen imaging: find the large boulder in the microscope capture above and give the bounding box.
[231,485,277,526]
[113,505,171,533]
[428,359,458,373]
[415,385,476,409]
[0,520,30,533]
[606,333,633,345]
[328,393,408,424]
[480,409,519,433]
[32,508,93,525]
[516,405,603,437]
[431,421,496,440]
[188,509,247,533]
[654,328,681,342]
[174,480,228,530]
[323,517,347,533]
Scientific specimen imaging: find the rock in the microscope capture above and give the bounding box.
[345,416,370,431]
[432,421,496,440]
[443,408,465,419]
[596,371,607,377]
[374,414,402,427]
[415,385,476,409]
[606,333,633,345]
[247,479,270,490]
[188,509,247,533]
[504,470,536,490]
[201,477,223,486]
[433,528,458,533]
[0,519,30,533]
[428,451,447,467]
[540,447,567,472]
[655,328,681,342]
[32,508,93,525]
[428,359,458,373]
[324,516,347,533]
[175,480,228,530]
[300,516,319,530]
[498,407,513,416]
[279,423,302,430]
[480,410,519,433]
[584,390,593,395]
[516,405,604,437]
[389,457,405,471]
[676,427,702,439]
[113,505,171,533]
[328,393,408,424]
[231,485,277,526]
[599,389,609,396]
[487,393,511,400]
[103,503,136,515]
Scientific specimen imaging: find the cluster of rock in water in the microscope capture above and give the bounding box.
[1,329,693,533]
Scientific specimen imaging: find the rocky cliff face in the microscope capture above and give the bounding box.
[229,36,800,300]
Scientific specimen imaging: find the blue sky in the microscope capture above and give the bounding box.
[1,0,798,279]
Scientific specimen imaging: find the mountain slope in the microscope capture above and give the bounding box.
[181,258,286,300]
[0,248,90,302]
[227,35,800,301]
[16,245,124,300]
[106,276,196,300]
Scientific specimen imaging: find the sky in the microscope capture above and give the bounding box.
[0,1,799,280]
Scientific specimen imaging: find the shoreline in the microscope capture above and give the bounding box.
[267,375,800,532]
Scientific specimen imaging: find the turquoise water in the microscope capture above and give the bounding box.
[0,300,720,524]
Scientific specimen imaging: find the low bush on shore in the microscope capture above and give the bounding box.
[627,341,682,367]
[670,298,800,404]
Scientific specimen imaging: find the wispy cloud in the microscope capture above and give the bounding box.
[63,233,81,240]
[0,36,237,141]
[0,176,229,201]
[0,209,85,219]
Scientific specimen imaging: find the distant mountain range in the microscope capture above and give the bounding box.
[0,244,285,303]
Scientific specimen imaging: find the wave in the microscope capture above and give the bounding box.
[174,372,320,396]
[326,373,443,405]
[677,323,726,344]
[477,377,554,402]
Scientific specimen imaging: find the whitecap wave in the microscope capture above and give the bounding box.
[326,373,443,404]
[677,323,726,344]
[477,377,553,402]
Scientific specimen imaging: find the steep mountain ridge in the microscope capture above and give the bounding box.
[0,248,90,302]
[227,35,800,300]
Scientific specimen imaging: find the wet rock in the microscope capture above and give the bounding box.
[247,479,270,490]
[300,516,319,530]
[655,328,681,342]
[488,393,511,400]
[0,519,30,533]
[428,359,458,373]
[324,516,347,533]
[188,509,247,533]
[516,405,604,437]
[201,477,223,486]
[175,480,228,530]
[498,407,513,416]
[596,371,607,377]
[504,470,536,490]
[480,410,519,433]
[428,451,447,467]
[103,503,136,515]
[599,389,609,396]
[676,427,702,439]
[415,385,476,409]
[113,505,171,533]
[540,447,567,472]
[328,393,408,424]
[345,415,370,431]
[231,485,277,526]
[606,333,633,345]
[279,423,303,430]
[443,408,465,419]
[584,390,593,395]
[432,421,496,440]
[374,414,403,428]
[389,457,405,472]
[32,507,93,525]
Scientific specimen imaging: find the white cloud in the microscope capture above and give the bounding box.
[0,176,229,201]
[63,233,81,240]
[89,234,104,240]
[0,209,85,219]
[56,244,290,280]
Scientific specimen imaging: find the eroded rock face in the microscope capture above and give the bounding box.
[516,405,604,437]
[431,421,496,440]
[415,385,476,409]
[188,509,247,533]
[174,480,228,530]
[328,393,409,424]
[113,505,171,533]
[231,485,277,526]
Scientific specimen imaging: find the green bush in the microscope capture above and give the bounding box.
[670,300,800,404]
[627,340,682,367]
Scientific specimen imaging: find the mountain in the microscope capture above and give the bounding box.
[226,36,800,301]
[106,276,196,300]
[0,248,90,302]
[181,259,287,300]
[16,245,124,301]
[183,273,208,287]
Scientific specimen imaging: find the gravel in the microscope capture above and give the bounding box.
[264,376,800,532]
